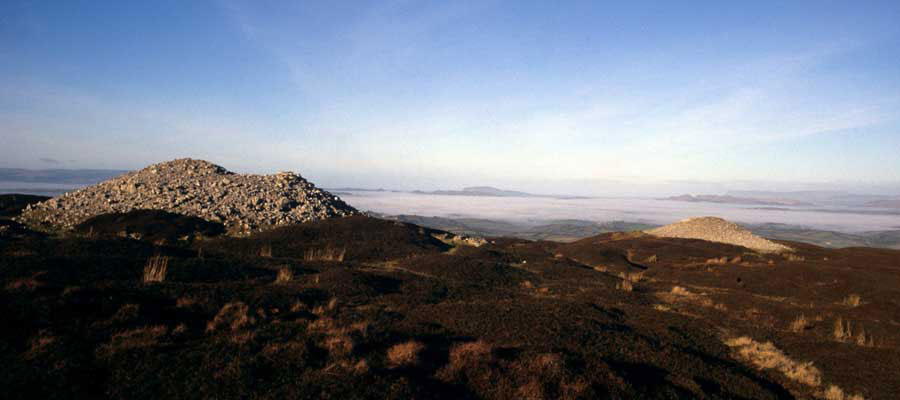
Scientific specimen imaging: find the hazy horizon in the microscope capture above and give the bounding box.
[3,162,900,198]
[4,1,900,194]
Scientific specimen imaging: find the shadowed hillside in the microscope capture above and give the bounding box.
[2,213,898,399]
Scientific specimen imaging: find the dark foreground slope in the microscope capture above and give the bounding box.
[1,215,898,399]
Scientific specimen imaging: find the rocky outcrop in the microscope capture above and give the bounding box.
[17,158,358,234]
[646,216,790,253]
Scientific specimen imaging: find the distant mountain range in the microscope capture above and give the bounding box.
[726,190,896,207]
[865,199,900,208]
[412,186,589,199]
[413,186,534,197]
[663,194,815,206]
[0,168,129,184]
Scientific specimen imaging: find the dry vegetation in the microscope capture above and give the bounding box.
[275,266,293,283]
[833,318,875,347]
[4,211,897,399]
[724,336,822,387]
[142,254,168,283]
[206,302,255,334]
[259,243,273,258]
[443,340,492,376]
[387,340,425,368]
[823,385,866,400]
[304,246,346,262]
[841,294,862,307]
[790,314,813,333]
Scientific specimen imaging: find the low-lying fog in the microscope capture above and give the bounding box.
[340,191,900,233]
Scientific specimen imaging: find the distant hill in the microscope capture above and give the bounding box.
[726,190,894,207]
[411,186,588,199]
[413,186,534,197]
[0,168,129,184]
[866,199,900,208]
[664,194,815,206]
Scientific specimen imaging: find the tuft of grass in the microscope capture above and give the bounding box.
[207,302,255,334]
[670,286,692,296]
[724,336,821,387]
[143,254,168,283]
[323,334,355,358]
[823,384,866,400]
[643,254,658,263]
[313,297,340,316]
[387,340,425,368]
[705,256,728,265]
[833,318,852,342]
[304,246,346,262]
[782,253,805,262]
[445,340,492,375]
[616,280,633,292]
[259,244,273,258]
[275,267,293,284]
[619,271,645,283]
[790,315,812,333]
[841,294,862,308]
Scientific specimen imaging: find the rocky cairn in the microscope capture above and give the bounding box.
[18,158,358,234]
[646,216,791,253]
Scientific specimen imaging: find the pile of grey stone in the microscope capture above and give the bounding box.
[18,158,358,234]
[646,216,790,253]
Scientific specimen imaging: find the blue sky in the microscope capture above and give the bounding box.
[2,1,899,194]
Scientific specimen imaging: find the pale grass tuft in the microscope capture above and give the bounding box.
[670,286,692,296]
[619,271,645,283]
[387,340,425,368]
[706,256,728,265]
[823,384,866,400]
[616,280,633,292]
[259,244,273,258]
[724,336,821,387]
[783,253,805,262]
[312,297,339,316]
[442,340,493,376]
[790,315,812,333]
[833,318,852,342]
[207,302,255,333]
[643,254,658,263]
[304,246,346,262]
[841,294,862,307]
[275,267,293,284]
[143,254,168,283]
[289,301,307,313]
